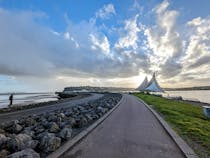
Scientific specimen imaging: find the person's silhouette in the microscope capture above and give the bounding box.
[9,94,13,107]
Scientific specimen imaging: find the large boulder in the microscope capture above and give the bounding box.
[7,134,38,151]
[33,125,45,134]
[96,106,107,114]
[7,148,40,158]
[21,127,35,138]
[64,110,73,117]
[5,121,23,134]
[57,128,72,140]
[57,113,65,119]
[0,134,8,148]
[49,122,60,133]
[0,149,9,157]
[84,114,93,122]
[24,117,37,127]
[37,132,61,153]
[0,128,5,134]
[47,114,58,122]
[74,116,88,128]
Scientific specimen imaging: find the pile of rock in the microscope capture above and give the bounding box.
[0,93,122,157]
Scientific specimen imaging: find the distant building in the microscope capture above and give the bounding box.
[136,73,164,92]
[136,77,148,91]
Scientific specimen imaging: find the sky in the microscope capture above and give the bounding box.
[0,0,210,92]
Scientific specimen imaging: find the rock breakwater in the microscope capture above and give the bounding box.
[0,93,122,157]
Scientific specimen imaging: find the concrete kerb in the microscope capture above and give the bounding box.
[135,96,198,158]
[47,94,125,158]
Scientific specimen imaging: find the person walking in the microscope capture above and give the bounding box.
[9,94,13,107]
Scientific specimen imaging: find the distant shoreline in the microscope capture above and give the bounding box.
[164,86,210,91]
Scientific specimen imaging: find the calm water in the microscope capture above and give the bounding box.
[0,93,58,109]
[165,90,210,104]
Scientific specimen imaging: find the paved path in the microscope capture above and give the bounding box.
[0,93,103,123]
[63,94,185,158]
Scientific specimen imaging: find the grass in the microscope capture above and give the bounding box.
[133,92,210,158]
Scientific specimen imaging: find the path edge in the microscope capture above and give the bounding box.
[47,94,124,158]
[135,96,199,158]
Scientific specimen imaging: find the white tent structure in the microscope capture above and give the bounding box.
[136,77,148,91]
[137,73,164,92]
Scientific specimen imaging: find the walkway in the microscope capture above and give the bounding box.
[63,94,185,158]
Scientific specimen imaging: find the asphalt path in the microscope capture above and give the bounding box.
[0,93,103,123]
[63,94,185,158]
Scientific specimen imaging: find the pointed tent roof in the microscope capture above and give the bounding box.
[144,73,164,92]
[136,76,148,91]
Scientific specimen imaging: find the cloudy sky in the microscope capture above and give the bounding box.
[0,0,210,92]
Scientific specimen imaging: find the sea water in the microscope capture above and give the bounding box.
[0,93,58,109]
[166,90,210,104]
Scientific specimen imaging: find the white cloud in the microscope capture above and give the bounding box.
[183,16,210,74]
[143,0,184,77]
[90,34,110,55]
[96,3,116,19]
[64,32,70,40]
[115,15,140,50]
[142,0,210,87]
[1,0,210,90]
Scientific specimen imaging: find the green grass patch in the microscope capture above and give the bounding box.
[133,92,210,158]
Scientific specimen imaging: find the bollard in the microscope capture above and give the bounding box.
[203,106,210,118]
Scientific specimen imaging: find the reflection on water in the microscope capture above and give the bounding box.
[165,90,210,104]
[0,93,58,108]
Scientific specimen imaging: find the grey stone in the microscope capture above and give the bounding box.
[7,133,37,151]
[34,125,45,134]
[7,123,23,134]
[96,106,105,114]
[57,128,72,140]
[74,116,88,128]
[47,115,57,122]
[37,132,61,153]
[7,148,40,158]
[0,149,9,157]
[64,110,73,117]
[49,122,60,133]
[24,117,36,126]
[58,113,65,118]
[57,121,66,129]
[0,133,8,147]
[0,128,6,134]
[67,117,76,127]
[84,114,93,122]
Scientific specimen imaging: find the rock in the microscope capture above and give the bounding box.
[57,128,72,140]
[84,114,93,122]
[24,117,36,127]
[40,119,50,128]
[0,134,8,148]
[64,110,73,117]
[7,148,40,158]
[0,149,9,157]
[0,128,5,134]
[37,132,61,153]
[57,121,66,129]
[58,113,65,118]
[74,116,88,128]
[7,134,37,151]
[49,122,60,133]
[66,117,76,127]
[96,106,106,114]
[34,125,45,134]
[91,114,99,120]
[22,128,35,138]
[47,114,57,122]
[7,123,23,134]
